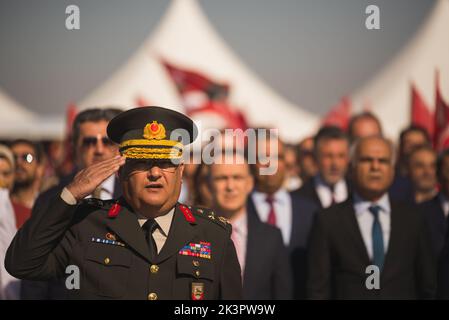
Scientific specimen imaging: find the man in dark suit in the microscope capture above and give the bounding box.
[420,148,449,298]
[20,108,123,299]
[297,126,351,210]
[208,149,292,299]
[307,136,436,299]
[7,107,242,300]
[249,133,317,298]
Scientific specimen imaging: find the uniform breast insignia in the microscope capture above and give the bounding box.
[91,237,125,247]
[191,282,205,300]
[105,232,117,241]
[179,204,196,223]
[179,241,211,259]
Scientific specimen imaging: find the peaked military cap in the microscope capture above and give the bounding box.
[107,106,198,160]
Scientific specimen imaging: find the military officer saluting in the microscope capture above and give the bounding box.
[6,106,242,300]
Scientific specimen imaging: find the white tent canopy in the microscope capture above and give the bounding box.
[79,0,319,142]
[351,0,449,140]
[0,88,64,140]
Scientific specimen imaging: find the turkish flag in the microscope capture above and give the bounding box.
[162,60,229,103]
[322,96,351,131]
[161,59,248,130]
[434,70,449,151]
[411,84,434,138]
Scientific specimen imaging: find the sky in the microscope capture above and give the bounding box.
[0,0,435,117]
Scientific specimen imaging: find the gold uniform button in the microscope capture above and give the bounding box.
[195,270,200,277]
[104,257,110,265]
[150,265,159,274]
[192,260,200,267]
[148,292,158,300]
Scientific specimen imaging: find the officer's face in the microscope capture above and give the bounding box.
[76,120,119,168]
[210,161,254,217]
[352,137,394,201]
[120,159,184,215]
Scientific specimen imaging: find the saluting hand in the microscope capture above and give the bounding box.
[67,155,126,202]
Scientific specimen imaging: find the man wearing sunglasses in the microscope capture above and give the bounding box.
[20,108,123,299]
[7,106,242,300]
[9,139,45,229]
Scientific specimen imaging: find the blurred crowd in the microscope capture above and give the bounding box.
[1,108,448,299]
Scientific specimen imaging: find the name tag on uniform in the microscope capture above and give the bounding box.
[179,241,211,259]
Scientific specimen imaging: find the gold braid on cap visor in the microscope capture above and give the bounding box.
[119,139,184,160]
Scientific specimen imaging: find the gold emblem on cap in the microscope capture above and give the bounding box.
[143,121,166,140]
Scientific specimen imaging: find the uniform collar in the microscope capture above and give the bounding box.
[137,208,175,237]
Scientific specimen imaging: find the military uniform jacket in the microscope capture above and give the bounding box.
[5,195,242,300]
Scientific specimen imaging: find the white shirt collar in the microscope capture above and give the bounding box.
[353,192,391,216]
[137,207,175,237]
[252,188,289,204]
[230,211,248,237]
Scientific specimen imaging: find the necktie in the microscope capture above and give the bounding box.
[266,195,277,226]
[369,205,384,270]
[142,219,159,261]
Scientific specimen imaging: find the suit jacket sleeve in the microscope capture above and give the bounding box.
[5,194,78,281]
[219,232,243,300]
[307,212,332,299]
[415,210,437,299]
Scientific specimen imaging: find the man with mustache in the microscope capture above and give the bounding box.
[307,136,436,299]
[6,106,242,300]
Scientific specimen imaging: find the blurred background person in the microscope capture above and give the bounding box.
[0,144,15,192]
[307,136,436,299]
[297,126,350,209]
[209,150,292,299]
[0,145,19,300]
[347,111,383,143]
[9,139,45,229]
[0,188,20,300]
[283,143,302,191]
[420,148,449,298]
[192,162,213,208]
[297,137,317,184]
[249,132,317,298]
[20,107,122,300]
[407,145,437,204]
[390,125,431,202]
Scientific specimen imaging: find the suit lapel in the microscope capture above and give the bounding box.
[342,199,371,265]
[155,203,197,264]
[105,200,152,262]
[381,200,401,277]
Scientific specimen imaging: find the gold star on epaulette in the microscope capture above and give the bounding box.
[218,216,229,226]
[208,211,216,220]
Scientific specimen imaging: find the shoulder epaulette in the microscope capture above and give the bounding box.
[188,205,230,230]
